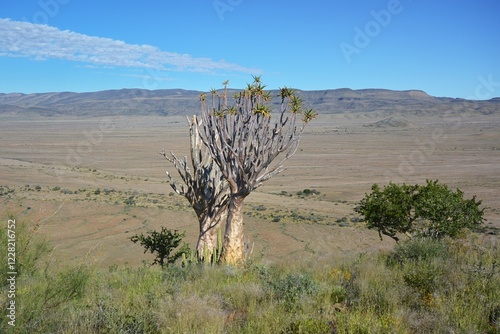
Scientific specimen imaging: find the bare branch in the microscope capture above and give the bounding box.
[162,115,230,260]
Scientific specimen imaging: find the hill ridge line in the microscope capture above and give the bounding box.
[1,88,498,117]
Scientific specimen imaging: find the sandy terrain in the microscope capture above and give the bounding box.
[1,111,498,267]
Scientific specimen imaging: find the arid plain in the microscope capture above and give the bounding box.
[1,110,499,267]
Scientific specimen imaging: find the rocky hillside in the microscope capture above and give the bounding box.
[0,88,498,116]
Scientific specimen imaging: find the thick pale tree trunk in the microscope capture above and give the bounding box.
[196,217,217,259]
[196,210,226,261]
[221,195,246,265]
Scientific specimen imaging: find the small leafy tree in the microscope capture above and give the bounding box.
[355,180,485,242]
[130,227,190,267]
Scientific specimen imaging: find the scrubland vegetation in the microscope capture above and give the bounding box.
[1,80,499,333]
[1,215,499,333]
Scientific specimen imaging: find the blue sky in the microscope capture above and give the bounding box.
[1,0,499,99]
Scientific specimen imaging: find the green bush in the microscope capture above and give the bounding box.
[297,188,320,197]
[330,285,348,303]
[402,262,440,298]
[355,180,485,242]
[261,270,318,310]
[130,227,190,268]
[124,196,135,206]
[0,186,15,196]
[386,237,450,267]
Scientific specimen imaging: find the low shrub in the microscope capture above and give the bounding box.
[386,237,450,267]
[259,268,318,310]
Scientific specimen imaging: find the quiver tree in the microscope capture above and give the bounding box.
[200,77,317,264]
[162,115,229,261]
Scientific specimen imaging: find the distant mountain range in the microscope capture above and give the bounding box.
[0,88,499,117]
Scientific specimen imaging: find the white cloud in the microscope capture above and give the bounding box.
[0,18,261,74]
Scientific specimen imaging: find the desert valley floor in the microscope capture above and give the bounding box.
[1,111,499,267]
